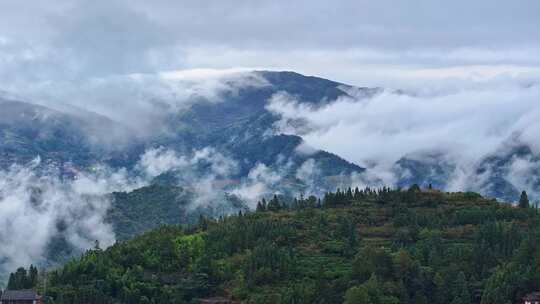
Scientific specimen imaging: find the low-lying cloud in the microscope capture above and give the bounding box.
[3,69,269,140]
[0,146,245,283]
[269,82,540,165]
[231,163,285,205]
[137,146,240,209]
[267,76,540,201]
[0,157,140,282]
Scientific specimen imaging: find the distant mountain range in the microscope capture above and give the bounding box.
[0,71,367,194]
[0,71,537,222]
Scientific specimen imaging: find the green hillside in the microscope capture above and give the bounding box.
[16,187,540,304]
[107,184,248,241]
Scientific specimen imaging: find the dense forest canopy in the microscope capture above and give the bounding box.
[9,186,540,304]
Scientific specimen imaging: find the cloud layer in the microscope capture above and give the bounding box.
[267,76,540,200]
[269,80,540,165]
[1,69,268,139]
[0,158,132,281]
[1,0,539,89]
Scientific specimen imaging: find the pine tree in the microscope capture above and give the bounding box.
[268,195,282,211]
[7,267,30,290]
[409,184,421,192]
[7,273,15,290]
[519,191,530,208]
[94,239,102,251]
[29,264,38,288]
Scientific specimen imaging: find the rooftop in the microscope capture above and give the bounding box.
[1,290,40,300]
[523,292,540,300]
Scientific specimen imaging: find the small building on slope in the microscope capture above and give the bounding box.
[0,290,42,304]
[523,292,540,304]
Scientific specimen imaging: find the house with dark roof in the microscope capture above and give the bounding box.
[523,292,540,304]
[0,290,42,304]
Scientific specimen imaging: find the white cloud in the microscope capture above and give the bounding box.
[505,155,540,202]
[137,146,238,179]
[230,163,284,205]
[268,80,540,166]
[0,158,138,281]
[137,148,189,177]
[267,76,540,199]
[3,69,269,139]
[137,147,240,209]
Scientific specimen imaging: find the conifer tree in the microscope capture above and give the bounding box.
[29,264,38,287]
[519,191,530,208]
[268,195,282,211]
[7,273,15,290]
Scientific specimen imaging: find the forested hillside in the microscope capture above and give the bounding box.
[107,184,247,240]
[15,186,540,304]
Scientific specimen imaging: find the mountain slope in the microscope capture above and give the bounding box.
[0,72,372,218]
[1,71,537,211]
[0,98,138,169]
[107,184,247,241]
[40,187,540,304]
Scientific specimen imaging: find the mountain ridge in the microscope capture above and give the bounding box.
[1,71,537,203]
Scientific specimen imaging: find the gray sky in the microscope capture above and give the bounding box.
[1,0,540,87]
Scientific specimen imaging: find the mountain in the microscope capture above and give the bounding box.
[0,72,366,178]
[476,142,540,202]
[393,138,540,203]
[2,71,539,206]
[153,71,370,180]
[1,71,538,239]
[0,71,374,274]
[32,187,540,303]
[1,71,538,206]
[0,72,373,232]
[0,99,98,168]
[0,98,139,169]
[394,152,456,190]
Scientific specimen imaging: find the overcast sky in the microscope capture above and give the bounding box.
[1,0,540,89]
